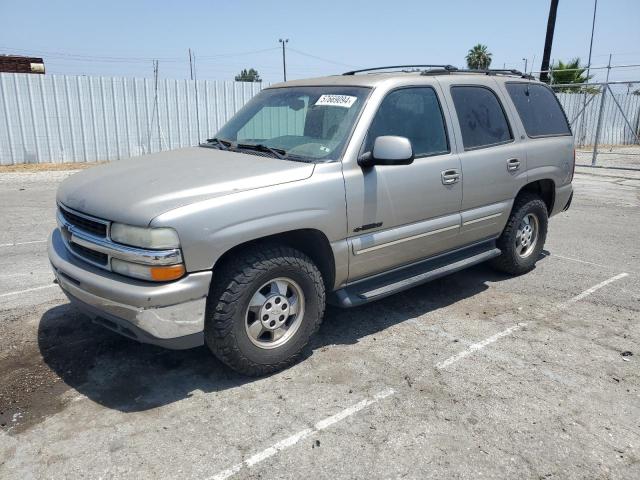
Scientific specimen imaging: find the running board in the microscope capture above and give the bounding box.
[330,241,501,308]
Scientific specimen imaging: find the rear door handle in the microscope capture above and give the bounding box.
[441,169,461,185]
[507,158,521,171]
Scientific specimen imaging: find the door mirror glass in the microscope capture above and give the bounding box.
[359,135,414,167]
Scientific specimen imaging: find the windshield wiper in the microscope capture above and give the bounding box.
[236,143,286,160]
[202,137,232,150]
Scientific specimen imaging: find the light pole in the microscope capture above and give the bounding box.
[522,58,528,73]
[279,38,289,82]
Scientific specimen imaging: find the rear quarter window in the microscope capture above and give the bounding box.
[506,83,571,137]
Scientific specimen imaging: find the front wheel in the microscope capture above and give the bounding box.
[491,193,548,275]
[205,245,325,376]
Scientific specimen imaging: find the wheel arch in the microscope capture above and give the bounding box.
[211,229,336,292]
[517,179,555,214]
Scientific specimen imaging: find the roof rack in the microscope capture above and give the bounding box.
[342,64,458,75]
[421,67,534,79]
[342,65,535,80]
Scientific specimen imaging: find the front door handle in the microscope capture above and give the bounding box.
[507,158,521,172]
[441,169,461,185]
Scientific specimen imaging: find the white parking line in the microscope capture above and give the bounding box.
[436,323,528,369]
[0,284,57,298]
[0,239,47,248]
[559,272,629,308]
[541,251,610,269]
[208,388,395,480]
[208,272,631,479]
[436,272,630,369]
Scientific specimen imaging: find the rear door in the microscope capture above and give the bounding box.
[441,78,527,245]
[502,82,574,196]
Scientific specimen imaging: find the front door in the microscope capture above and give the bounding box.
[344,86,463,281]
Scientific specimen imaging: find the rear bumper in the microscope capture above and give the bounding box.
[562,191,573,211]
[552,183,573,216]
[48,228,211,349]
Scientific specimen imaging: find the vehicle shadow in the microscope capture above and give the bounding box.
[38,263,513,413]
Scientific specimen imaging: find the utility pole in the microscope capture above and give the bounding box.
[540,0,559,83]
[148,60,160,153]
[585,0,598,81]
[188,48,194,80]
[193,51,200,142]
[577,0,598,146]
[591,53,611,166]
[530,55,536,76]
[279,38,289,82]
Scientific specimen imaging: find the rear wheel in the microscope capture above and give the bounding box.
[205,245,325,376]
[491,193,548,275]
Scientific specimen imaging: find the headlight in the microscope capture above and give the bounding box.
[111,258,185,282]
[110,223,180,249]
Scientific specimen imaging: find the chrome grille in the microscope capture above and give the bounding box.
[56,205,183,274]
[59,206,108,237]
[70,242,108,266]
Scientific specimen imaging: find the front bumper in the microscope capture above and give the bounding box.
[48,228,212,349]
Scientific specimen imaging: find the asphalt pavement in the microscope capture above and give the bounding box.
[0,166,638,479]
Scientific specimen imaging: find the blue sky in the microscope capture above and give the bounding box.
[1,0,639,83]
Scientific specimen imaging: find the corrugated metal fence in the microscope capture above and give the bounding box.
[0,73,263,165]
[2,73,639,165]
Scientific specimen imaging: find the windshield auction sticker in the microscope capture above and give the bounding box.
[314,94,357,108]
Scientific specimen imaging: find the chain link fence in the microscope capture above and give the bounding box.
[553,81,640,170]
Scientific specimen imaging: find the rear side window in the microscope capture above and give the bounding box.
[450,86,513,150]
[506,83,571,137]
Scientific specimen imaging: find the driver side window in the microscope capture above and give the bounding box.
[365,87,449,157]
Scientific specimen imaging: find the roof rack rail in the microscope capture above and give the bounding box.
[342,64,458,75]
[420,68,535,79]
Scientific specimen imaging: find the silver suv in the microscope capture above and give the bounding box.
[49,66,574,375]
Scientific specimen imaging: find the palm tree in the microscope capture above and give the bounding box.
[550,58,594,92]
[466,44,492,70]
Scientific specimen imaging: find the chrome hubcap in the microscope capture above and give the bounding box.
[515,213,539,258]
[245,277,304,349]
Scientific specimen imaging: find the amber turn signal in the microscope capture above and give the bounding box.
[150,264,186,282]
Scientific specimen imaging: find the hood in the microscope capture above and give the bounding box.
[57,147,315,225]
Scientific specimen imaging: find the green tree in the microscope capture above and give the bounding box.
[465,44,492,70]
[235,68,262,82]
[550,58,594,92]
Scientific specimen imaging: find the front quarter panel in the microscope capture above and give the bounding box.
[150,162,348,283]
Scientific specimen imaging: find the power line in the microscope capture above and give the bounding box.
[197,47,279,59]
[0,45,280,63]
[287,47,357,68]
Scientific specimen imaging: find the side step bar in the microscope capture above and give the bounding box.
[330,241,501,308]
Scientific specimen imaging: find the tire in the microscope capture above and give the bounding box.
[490,193,548,275]
[205,244,325,376]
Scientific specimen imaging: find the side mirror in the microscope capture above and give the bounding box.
[358,136,414,168]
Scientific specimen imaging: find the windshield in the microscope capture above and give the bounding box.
[213,86,370,162]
